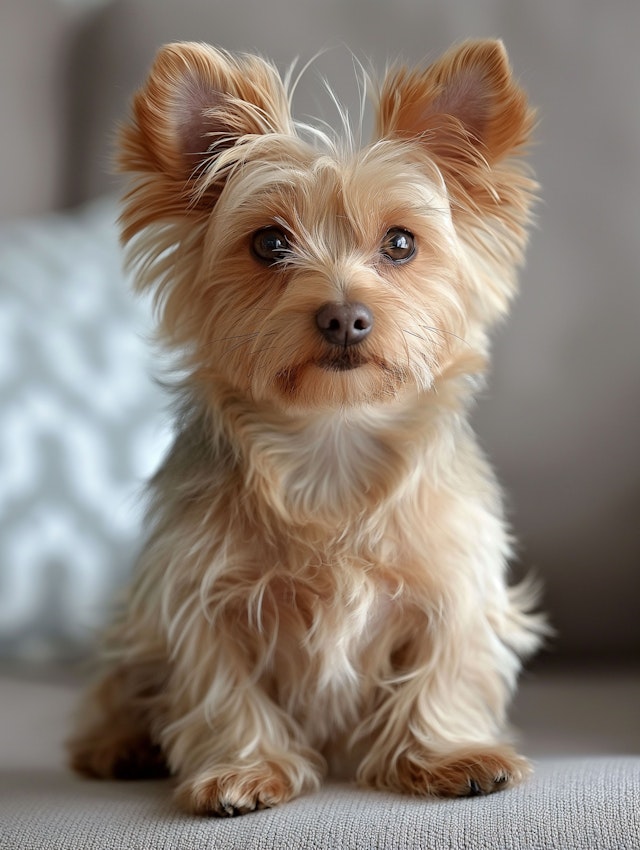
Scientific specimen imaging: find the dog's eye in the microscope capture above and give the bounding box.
[380,228,416,264]
[252,227,290,264]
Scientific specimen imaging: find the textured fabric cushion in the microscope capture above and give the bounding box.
[1,674,639,849]
[0,198,171,662]
[2,759,639,849]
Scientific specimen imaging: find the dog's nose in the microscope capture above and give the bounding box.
[315,302,373,347]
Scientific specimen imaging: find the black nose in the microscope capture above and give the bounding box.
[315,302,373,347]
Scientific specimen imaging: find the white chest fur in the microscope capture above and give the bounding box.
[243,401,434,526]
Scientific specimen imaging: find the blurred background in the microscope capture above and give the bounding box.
[0,0,638,676]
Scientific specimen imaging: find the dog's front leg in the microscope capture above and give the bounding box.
[162,618,325,816]
[355,626,530,798]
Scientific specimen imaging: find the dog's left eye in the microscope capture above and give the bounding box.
[252,227,290,264]
[380,228,416,263]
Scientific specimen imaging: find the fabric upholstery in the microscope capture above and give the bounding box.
[1,674,639,849]
[2,759,639,850]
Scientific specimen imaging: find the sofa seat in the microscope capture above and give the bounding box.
[1,670,639,849]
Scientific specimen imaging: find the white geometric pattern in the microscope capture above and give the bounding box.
[0,198,172,661]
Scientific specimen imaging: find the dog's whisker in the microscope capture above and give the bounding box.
[249,340,303,368]
[418,325,470,347]
[197,332,259,350]
[413,331,447,353]
[198,331,277,355]
[392,320,414,372]
[225,337,261,356]
[402,328,448,363]
[215,332,260,344]
[401,328,437,347]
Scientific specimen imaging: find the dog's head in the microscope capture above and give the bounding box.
[119,41,535,412]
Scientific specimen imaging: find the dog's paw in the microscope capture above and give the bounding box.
[404,744,530,797]
[176,759,319,816]
[364,744,530,798]
[68,731,170,780]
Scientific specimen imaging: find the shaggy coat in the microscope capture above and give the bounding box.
[68,39,545,816]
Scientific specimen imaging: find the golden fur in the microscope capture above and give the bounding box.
[68,39,546,815]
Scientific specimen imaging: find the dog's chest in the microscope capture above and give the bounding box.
[240,410,428,737]
[263,560,407,743]
[254,410,406,521]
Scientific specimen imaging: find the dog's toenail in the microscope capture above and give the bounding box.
[467,779,483,796]
[219,802,238,817]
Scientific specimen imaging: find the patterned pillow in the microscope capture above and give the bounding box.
[0,197,172,662]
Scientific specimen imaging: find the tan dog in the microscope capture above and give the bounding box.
[68,39,546,816]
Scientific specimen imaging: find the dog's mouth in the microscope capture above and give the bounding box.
[317,350,367,372]
[272,353,409,406]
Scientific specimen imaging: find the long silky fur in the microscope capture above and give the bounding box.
[68,40,547,815]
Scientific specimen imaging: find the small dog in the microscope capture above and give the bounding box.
[68,39,546,816]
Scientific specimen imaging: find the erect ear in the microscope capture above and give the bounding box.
[375,40,535,203]
[118,42,293,228]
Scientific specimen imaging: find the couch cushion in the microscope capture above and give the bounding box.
[2,758,639,849]
[1,672,639,849]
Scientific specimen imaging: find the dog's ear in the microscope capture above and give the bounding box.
[118,42,292,228]
[377,40,536,321]
[376,40,535,208]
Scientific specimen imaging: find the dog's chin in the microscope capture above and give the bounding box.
[268,354,411,412]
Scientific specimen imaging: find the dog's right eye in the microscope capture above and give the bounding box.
[380,228,416,264]
[251,227,290,264]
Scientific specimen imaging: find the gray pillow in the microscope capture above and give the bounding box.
[0,197,171,662]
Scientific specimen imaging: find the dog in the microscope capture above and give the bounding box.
[68,38,546,816]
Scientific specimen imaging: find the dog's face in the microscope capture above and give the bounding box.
[120,41,535,412]
[189,144,464,410]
